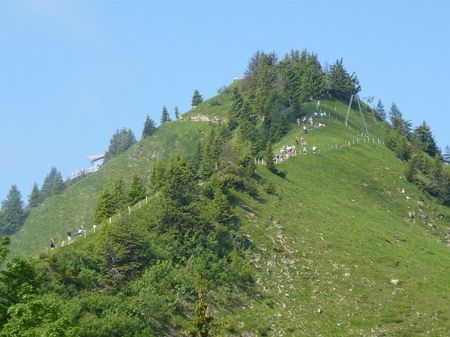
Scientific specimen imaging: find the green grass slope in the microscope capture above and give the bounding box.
[9,120,213,258]
[224,116,450,335]
[7,91,450,335]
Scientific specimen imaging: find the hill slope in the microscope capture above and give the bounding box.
[5,91,450,336]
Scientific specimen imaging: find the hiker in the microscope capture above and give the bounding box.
[50,238,56,250]
[296,117,300,126]
[312,146,317,154]
[93,224,97,233]
[77,227,83,236]
[303,145,308,154]
[67,232,73,244]
[303,125,307,134]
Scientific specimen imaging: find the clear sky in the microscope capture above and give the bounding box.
[1,0,449,201]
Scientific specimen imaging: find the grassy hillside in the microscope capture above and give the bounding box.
[9,120,213,258]
[229,141,450,336]
[6,90,450,336]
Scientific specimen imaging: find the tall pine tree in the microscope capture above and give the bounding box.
[27,183,41,207]
[40,167,65,200]
[161,106,171,123]
[128,173,146,205]
[413,122,440,158]
[104,128,137,162]
[142,115,157,139]
[192,90,203,107]
[0,185,26,235]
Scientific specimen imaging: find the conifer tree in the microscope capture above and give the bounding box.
[327,58,360,101]
[0,185,26,235]
[192,90,203,107]
[41,167,65,200]
[142,115,157,139]
[199,130,217,180]
[0,237,10,266]
[28,183,41,207]
[161,106,170,123]
[94,186,114,223]
[228,87,244,131]
[111,177,126,212]
[413,122,440,158]
[150,161,166,193]
[104,128,137,162]
[443,146,450,164]
[174,106,180,120]
[375,99,386,120]
[128,173,146,205]
[211,184,232,225]
[190,288,213,337]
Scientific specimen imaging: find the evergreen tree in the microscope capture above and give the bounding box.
[265,141,276,173]
[104,128,137,162]
[142,115,157,139]
[41,167,65,200]
[413,122,440,158]
[228,87,244,131]
[327,58,360,101]
[0,237,10,266]
[190,288,213,337]
[443,145,450,164]
[111,176,126,212]
[211,184,233,225]
[159,156,199,232]
[93,186,114,223]
[375,99,386,120]
[128,173,146,205]
[299,53,326,101]
[161,106,171,123]
[27,183,41,207]
[199,130,217,180]
[192,90,203,107]
[174,106,180,120]
[0,185,26,235]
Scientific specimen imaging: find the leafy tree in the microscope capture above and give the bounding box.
[128,173,146,205]
[413,121,440,158]
[40,167,65,200]
[104,128,137,162]
[161,105,171,123]
[174,106,180,119]
[327,58,360,101]
[192,90,203,107]
[27,183,41,208]
[0,185,26,235]
[142,115,157,139]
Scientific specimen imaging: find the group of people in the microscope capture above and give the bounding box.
[297,110,329,135]
[50,224,97,250]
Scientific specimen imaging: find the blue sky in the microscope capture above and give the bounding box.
[1,0,449,201]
